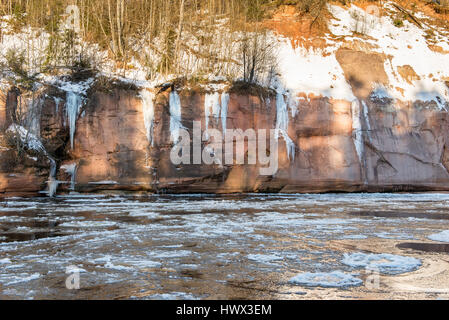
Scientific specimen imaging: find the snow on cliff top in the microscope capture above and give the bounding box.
[276,40,356,101]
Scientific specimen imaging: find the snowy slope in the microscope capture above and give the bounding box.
[1,2,448,106]
[275,2,449,107]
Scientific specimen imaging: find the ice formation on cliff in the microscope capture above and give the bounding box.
[61,163,77,191]
[275,91,295,161]
[220,93,230,136]
[351,100,364,165]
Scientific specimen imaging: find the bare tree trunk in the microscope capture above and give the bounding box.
[107,0,117,56]
[116,0,125,56]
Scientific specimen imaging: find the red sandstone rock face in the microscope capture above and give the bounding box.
[363,99,449,190]
[1,83,449,197]
[0,88,55,198]
[0,172,45,196]
[70,89,152,192]
[278,98,363,193]
[0,87,47,197]
[0,86,18,130]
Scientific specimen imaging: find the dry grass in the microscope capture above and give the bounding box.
[88,76,139,94]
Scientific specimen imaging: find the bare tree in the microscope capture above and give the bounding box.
[240,30,278,85]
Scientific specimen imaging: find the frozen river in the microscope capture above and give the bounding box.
[0,193,449,300]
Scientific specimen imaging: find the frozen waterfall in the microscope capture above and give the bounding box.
[65,91,83,150]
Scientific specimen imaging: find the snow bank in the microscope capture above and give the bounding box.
[0,25,50,76]
[342,252,421,275]
[276,41,356,101]
[7,124,45,153]
[289,271,362,288]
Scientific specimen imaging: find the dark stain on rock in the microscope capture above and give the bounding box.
[348,211,449,220]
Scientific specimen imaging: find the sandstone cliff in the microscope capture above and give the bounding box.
[1,70,448,197]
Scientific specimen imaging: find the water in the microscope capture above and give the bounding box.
[0,193,449,299]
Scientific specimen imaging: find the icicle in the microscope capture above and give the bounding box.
[351,99,364,165]
[61,163,77,191]
[47,178,59,198]
[65,91,83,150]
[220,92,229,136]
[169,91,183,144]
[275,91,296,161]
[140,90,155,146]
